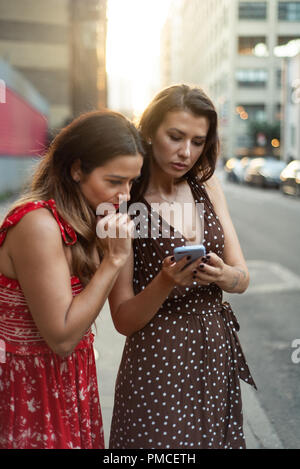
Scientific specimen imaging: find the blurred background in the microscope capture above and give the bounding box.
[0,0,300,197]
[0,0,299,448]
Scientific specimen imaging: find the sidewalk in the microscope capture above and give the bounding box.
[0,198,284,449]
[94,301,284,449]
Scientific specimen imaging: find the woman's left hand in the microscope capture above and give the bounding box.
[191,252,226,286]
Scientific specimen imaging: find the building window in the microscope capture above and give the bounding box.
[236,104,266,122]
[275,103,282,121]
[274,35,300,56]
[236,69,268,87]
[276,69,282,88]
[278,35,300,46]
[238,36,268,56]
[239,1,267,19]
[291,125,296,146]
[278,2,300,21]
[236,134,252,147]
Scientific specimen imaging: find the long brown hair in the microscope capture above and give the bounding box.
[5,110,145,285]
[131,84,219,201]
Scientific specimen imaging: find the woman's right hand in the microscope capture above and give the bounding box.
[160,255,209,287]
[96,213,134,267]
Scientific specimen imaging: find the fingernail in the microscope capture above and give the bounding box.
[187,256,191,260]
[199,264,204,268]
[193,275,196,279]
[193,270,197,274]
[171,256,175,261]
[206,255,211,260]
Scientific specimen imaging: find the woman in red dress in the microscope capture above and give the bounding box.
[0,111,144,449]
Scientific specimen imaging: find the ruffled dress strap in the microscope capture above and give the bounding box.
[0,199,77,247]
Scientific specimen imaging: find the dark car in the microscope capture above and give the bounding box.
[280,160,300,197]
[244,157,286,188]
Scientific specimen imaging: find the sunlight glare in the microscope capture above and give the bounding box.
[106,0,173,116]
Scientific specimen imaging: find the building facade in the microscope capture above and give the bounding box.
[164,0,300,160]
[0,0,107,129]
[282,53,300,162]
[70,0,107,117]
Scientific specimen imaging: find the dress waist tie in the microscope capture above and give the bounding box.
[218,301,257,390]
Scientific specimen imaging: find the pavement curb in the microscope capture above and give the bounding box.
[241,381,284,449]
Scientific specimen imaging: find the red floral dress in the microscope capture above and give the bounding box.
[0,200,104,449]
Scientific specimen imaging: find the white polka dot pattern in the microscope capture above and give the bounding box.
[109,177,256,449]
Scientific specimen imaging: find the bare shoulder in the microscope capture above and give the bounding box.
[203,173,225,205]
[7,208,62,253]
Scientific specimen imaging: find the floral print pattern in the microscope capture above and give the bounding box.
[0,201,104,449]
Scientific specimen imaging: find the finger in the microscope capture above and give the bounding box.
[126,219,135,238]
[190,270,212,284]
[97,213,124,238]
[106,213,125,229]
[99,212,123,227]
[117,213,130,223]
[163,255,177,267]
[173,255,193,271]
[96,211,116,226]
[203,252,220,266]
[197,263,219,277]
[112,214,131,238]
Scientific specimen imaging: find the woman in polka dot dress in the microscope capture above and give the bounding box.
[109,85,256,449]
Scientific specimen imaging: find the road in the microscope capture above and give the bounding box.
[1,176,299,449]
[219,170,300,449]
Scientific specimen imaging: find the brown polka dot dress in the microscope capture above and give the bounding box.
[109,176,256,449]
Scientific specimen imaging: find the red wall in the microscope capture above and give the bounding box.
[0,87,47,157]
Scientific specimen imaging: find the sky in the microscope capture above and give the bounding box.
[106,0,173,117]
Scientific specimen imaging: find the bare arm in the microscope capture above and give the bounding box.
[8,209,130,357]
[201,174,249,293]
[109,248,204,337]
[109,249,175,336]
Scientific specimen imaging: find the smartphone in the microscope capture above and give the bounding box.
[173,244,206,264]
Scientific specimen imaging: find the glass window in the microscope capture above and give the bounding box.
[236,104,266,121]
[276,69,282,88]
[275,103,282,121]
[291,125,296,146]
[238,36,268,56]
[278,35,300,46]
[278,2,300,21]
[239,2,267,19]
[236,134,252,147]
[275,35,300,56]
[236,69,268,87]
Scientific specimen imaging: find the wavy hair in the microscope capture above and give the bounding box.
[131,84,219,201]
[5,110,145,285]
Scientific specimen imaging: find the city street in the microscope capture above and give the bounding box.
[219,169,300,449]
[1,173,299,449]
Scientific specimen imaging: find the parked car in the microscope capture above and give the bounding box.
[280,160,300,197]
[234,157,252,183]
[225,158,240,182]
[225,157,251,183]
[244,157,286,188]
